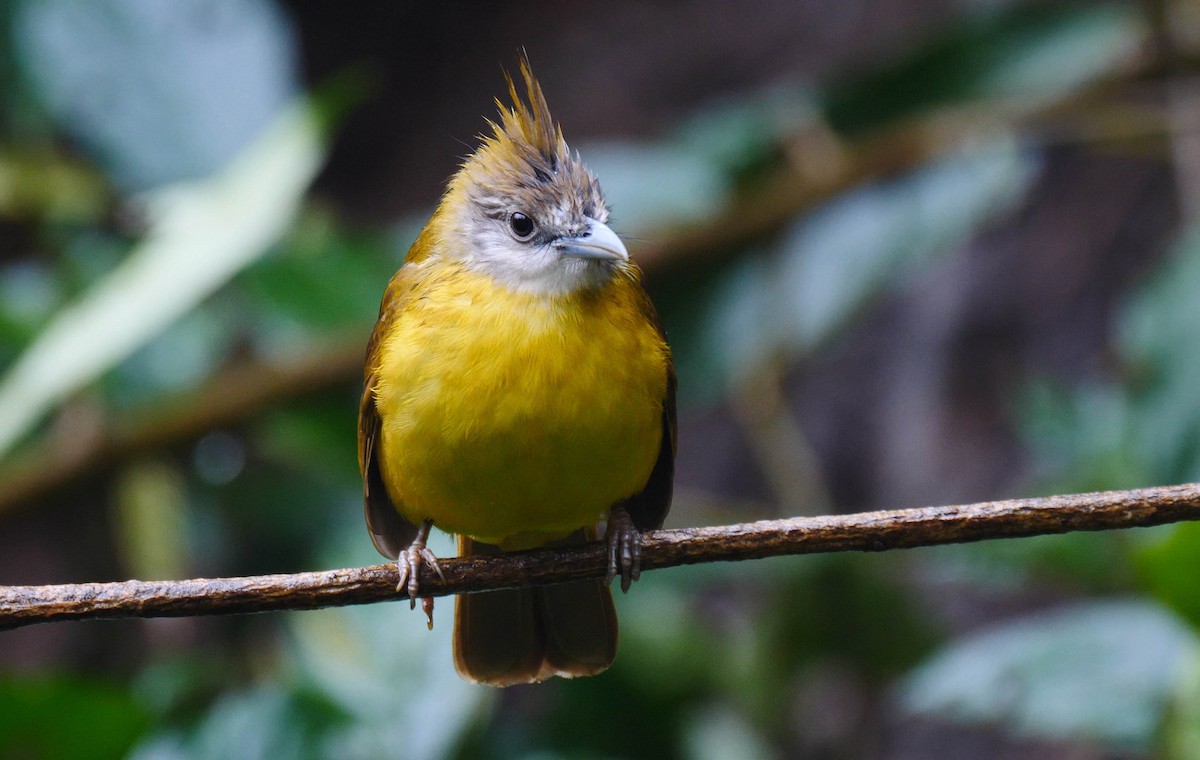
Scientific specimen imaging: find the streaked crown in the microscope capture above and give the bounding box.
[458,59,605,224]
[435,58,627,296]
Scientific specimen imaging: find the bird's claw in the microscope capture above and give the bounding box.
[395,546,444,608]
[395,520,445,609]
[606,505,642,593]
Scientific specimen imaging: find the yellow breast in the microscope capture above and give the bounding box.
[372,259,669,549]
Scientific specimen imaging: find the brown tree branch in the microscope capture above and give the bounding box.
[0,340,363,514]
[2,482,1196,630]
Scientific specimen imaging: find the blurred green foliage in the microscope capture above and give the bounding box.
[2,1,1199,758]
[900,601,1196,748]
[0,674,148,759]
[826,3,1143,134]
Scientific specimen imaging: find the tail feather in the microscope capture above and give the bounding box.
[453,532,618,686]
[537,577,618,679]
[453,585,542,682]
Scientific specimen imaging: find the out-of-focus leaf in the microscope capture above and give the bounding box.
[289,532,487,760]
[54,228,128,292]
[916,529,1138,597]
[131,654,232,723]
[1163,650,1200,760]
[1136,522,1200,631]
[674,84,817,182]
[107,305,238,408]
[580,141,730,233]
[254,398,359,488]
[0,1,45,137]
[14,0,299,191]
[613,554,933,751]
[241,211,396,351]
[1018,230,1200,492]
[132,528,482,758]
[775,139,1035,352]
[900,600,1195,748]
[0,674,148,760]
[1019,380,1146,492]
[199,463,341,574]
[613,568,721,702]
[583,89,813,245]
[767,554,936,687]
[827,4,1145,134]
[0,100,325,459]
[683,704,773,760]
[0,145,108,221]
[1014,227,1200,640]
[670,138,1037,399]
[0,260,61,352]
[112,459,191,580]
[1118,231,1200,483]
[129,685,347,760]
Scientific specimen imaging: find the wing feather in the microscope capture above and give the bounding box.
[622,288,676,532]
[358,264,422,559]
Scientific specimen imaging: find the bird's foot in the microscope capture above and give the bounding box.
[396,520,445,610]
[605,504,642,593]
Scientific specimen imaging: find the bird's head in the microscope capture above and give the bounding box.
[433,60,628,296]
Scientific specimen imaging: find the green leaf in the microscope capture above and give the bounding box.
[0,145,109,222]
[1162,651,1200,760]
[1017,380,1149,493]
[1017,229,1200,490]
[900,600,1196,749]
[112,459,192,580]
[15,0,300,190]
[240,211,397,345]
[826,3,1145,134]
[673,83,817,184]
[130,686,347,760]
[107,305,239,408]
[682,704,773,760]
[917,529,1139,595]
[0,99,325,459]
[665,139,1036,400]
[0,674,148,760]
[1136,522,1200,631]
[581,140,730,233]
[287,531,488,760]
[0,260,61,354]
[1118,232,1200,483]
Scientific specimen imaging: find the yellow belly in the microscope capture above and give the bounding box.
[372,262,669,549]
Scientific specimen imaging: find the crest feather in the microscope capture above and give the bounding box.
[446,55,606,229]
[486,57,569,169]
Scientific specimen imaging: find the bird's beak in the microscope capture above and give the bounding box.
[553,218,629,262]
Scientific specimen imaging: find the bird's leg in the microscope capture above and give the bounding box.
[605,503,642,593]
[395,519,445,609]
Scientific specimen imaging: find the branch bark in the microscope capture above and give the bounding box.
[2,482,1196,630]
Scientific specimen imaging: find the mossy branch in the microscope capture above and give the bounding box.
[2,483,1195,630]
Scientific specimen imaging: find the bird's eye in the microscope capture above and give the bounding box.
[508,212,536,241]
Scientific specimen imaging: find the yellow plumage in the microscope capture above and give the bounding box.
[358,58,675,685]
[372,257,668,549]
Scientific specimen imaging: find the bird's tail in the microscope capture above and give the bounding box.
[453,530,617,686]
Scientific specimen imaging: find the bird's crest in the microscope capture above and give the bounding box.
[436,54,609,264]
[488,57,568,169]
[448,56,604,230]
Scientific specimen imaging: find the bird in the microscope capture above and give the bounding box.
[357,58,676,686]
